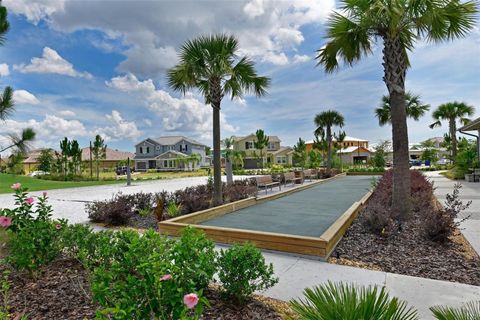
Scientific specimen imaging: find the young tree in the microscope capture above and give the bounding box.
[314,110,345,175]
[430,102,475,161]
[69,140,82,175]
[168,34,270,205]
[37,148,54,172]
[59,137,71,179]
[253,129,269,169]
[316,0,477,220]
[372,141,391,168]
[420,139,439,164]
[375,93,430,126]
[92,134,107,180]
[293,138,308,170]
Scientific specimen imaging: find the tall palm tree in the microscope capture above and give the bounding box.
[168,34,270,205]
[316,0,477,220]
[254,129,269,169]
[375,93,430,126]
[430,102,475,160]
[314,110,345,174]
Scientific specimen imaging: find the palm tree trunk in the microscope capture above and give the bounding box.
[225,159,233,184]
[383,35,411,221]
[449,118,457,161]
[326,126,332,175]
[212,102,223,205]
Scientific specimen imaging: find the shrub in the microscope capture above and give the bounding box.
[217,243,278,305]
[86,194,134,226]
[290,282,418,320]
[430,301,480,320]
[166,201,182,218]
[223,179,257,203]
[422,183,471,242]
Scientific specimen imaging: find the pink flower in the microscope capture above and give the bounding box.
[0,217,12,228]
[25,197,34,205]
[42,192,48,198]
[11,183,21,190]
[55,224,62,230]
[183,293,199,309]
[160,274,172,281]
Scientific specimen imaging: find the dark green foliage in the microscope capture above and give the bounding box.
[431,301,480,320]
[217,243,278,305]
[37,149,54,172]
[290,282,418,320]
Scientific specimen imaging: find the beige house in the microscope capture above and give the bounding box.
[338,146,371,164]
[232,134,292,168]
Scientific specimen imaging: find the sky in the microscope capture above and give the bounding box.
[0,0,479,153]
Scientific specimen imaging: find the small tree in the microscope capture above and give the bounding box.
[92,134,107,180]
[70,140,82,175]
[372,141,390,168]
[253,129,269,169]
[293,138,308,170]
[59,137,71,180]
[37,149,54,172]
[420,140,439,164]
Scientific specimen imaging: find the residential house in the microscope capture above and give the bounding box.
[231,134,293,168]
[20,149,53,174]
[81,148,134,169]
[134,136,208,171]
[306,136,371,165]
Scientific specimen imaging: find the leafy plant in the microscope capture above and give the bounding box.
[217,243,278,305]
[166,201,182,218]
[290,282,418,320]
[431,301,480,320]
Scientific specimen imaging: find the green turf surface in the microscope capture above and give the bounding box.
[201,176,373,237]
[0,174,123,194]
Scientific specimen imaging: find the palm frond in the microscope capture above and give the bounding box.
[0,4,10,46]
[431,301,480,320]
[0,86,14,121]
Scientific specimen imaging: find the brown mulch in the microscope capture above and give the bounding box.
[2,258,292,320]
[329,208,480,286]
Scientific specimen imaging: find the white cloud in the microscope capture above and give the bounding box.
[262,52,289,65]
[0,63,9,76]
[292,54,311,64]
[144,119,152,127]
[58,110,76,117]
[95,110,142,141]
[4,0,65,25]
[13,90,40,105]
[243,0,265,18]
[13,47,92,79]
[106,73,236,140]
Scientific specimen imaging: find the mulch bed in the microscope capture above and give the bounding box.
[2,257,292,320]
[329,208,480,286]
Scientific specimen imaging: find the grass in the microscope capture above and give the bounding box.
[99,169,210,180]
[440,167,467,180]
[0,174,124,194]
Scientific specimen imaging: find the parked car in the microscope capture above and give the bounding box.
[436,158,452,166]
[115,166,134,175]
[27,171,48,177]
[409,159,422,167]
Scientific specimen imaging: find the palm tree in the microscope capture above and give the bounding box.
[375,93,430,126]
[429,102,475,160]
[316,0,477,220]
[254,129,269,169]
[168,34,270,205]
[314,110,345,175]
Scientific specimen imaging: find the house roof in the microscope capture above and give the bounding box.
[81,148,134,161]
[271,146,292,155]
[337,146,371,154]
[306,136,368,144]
[459,117,480,131]
[152,136,206,147]
[232,134,281,143]
[22,149,54,164]
[155,150,188,159]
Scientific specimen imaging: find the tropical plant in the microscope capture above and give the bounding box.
[293,138,308,170]
[167,34,270,205]
[314,110,345,174]
[254,129,270,169]
[430,102,475,160]
[92,134,107,180]
[431,301,480,320]
[420,139,439,164]
[290,282,418,320]
[0,86,13,121]
[5,152,24,174]
[375,93,430,126]
[316,0,478,220]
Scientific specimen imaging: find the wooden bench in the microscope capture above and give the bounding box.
[255,175,281,194]
[284,171,303,187]
[303,169,314,182]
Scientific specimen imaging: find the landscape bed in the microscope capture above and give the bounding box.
[159,176,373,258]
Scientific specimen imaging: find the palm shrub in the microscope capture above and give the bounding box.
[431,301,480,320]
[290,282,418,320]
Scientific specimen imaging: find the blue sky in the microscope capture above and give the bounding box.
[1,0,479,153]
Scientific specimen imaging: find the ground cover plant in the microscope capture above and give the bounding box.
[86,179,258,228]
[330,170,480,285]
[0,184,281,319]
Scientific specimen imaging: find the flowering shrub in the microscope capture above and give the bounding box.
[217,243,278,304]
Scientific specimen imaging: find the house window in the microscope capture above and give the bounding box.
[245,141,254,150]
[268,142,275,150]
[146,147,150,153]
[163,160,176,168]
[139,147,143,154]
[156,146,160,151]
[179,144,188,152]
[276,156,286,164]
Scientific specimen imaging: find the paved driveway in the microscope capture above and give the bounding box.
[0,176,251,224]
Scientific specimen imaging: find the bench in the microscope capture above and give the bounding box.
[303,169,314,182]
[255,175,281,194]
[284,171,303,187]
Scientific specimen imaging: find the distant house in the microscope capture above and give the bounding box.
[231,134,293,168]
[81,147,134,169]
[306,136,371,165]
[20,149,54,174]
[134,136,208,171]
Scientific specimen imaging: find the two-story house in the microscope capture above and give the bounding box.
[231,134,293,168]
[306,136,371,164]
[134,136,208,171]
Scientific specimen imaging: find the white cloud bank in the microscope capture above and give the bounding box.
[95,110,142,142]
[13,90,40,105]
[14,47,92,79]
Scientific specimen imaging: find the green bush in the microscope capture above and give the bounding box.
[290,282,418,320]
[431,301,480,320]
[217,243,278,305]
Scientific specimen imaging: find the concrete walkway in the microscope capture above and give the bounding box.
[424,171,480,254]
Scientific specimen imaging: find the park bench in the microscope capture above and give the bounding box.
[284,171,303,187]
[255,175,281,194]
[303,169,314,182]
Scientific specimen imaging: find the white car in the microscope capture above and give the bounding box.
[27,171,48,177]
[436,158,452,166]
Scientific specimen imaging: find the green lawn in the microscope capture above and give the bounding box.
[0,174,123,194]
